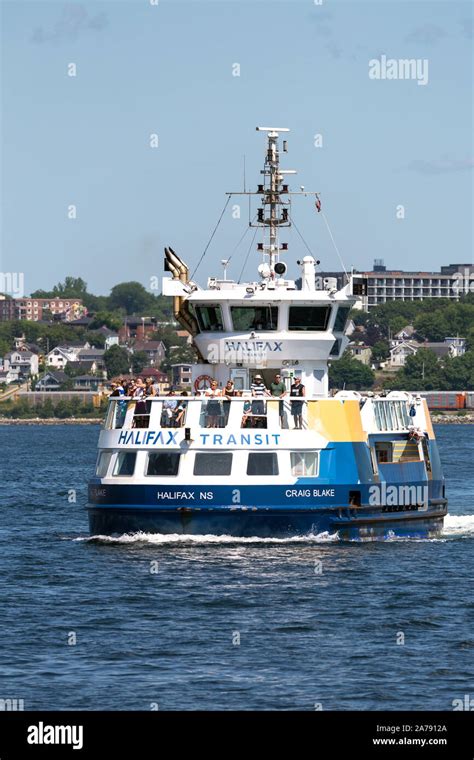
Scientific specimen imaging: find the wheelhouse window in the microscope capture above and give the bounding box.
[247,452,279,476]
[290,451,319,477]
[113,452,136,476]
[146,452,180,476]
[194,305,223,331]
[231,306,278,331]
[333,306,350,332]
[96,451,112,477]
[288,306,331,331]
[329,339,341,356]
[194,452,233,476]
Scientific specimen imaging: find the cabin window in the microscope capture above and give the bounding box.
[146,452,180,476]
[194,305,223,331]
[194,452,233,476]
[290,451,319,477]
[288,306,331,331]
[374,442,393,464]
[246,452,279,476]
[231,306,278,331]
[96,451,113,477]
[329,339,341,357]
[334,306,350,332]
[113,451,136,476]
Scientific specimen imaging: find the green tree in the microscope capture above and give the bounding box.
[465,325,474,352]
[390,316,409,336]
[103,345,130,379]
[404,348,439,378]
[108,282,154,315]
[414,312,449,342]
[131,350,149,374]
[329,353,375,390]
[0,338,10,358]
[371,340,390,362]
[349,308,370,328]
[391,348,446,390]
[53,276,88,297]
[88,311,122,331]
[37,398,55,418]
[82,331,106,349]
[443,352,474,390]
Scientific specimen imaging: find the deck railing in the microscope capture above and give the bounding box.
[102,395,416,434]
[103,395,310,431]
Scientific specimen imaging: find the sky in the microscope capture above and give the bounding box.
[1,0,473,297]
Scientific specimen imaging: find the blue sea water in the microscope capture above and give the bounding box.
[0,423,472,711]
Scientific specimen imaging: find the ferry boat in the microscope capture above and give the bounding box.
[87,127,447,540]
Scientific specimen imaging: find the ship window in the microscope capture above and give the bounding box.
[231,306,278,331]
[329,339,341,357]
[290,451,319,477]
[288,306,330,331]
[193,452,233,476]
[194,305,223,331]
[113,451,136,476]
[374,442,393,464]
[334,306,350,332]
[96,451,112,477]
[247,452,279,476]
[146,452,180,476]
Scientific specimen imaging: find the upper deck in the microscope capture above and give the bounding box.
[94,393,434,487]
[100,392,430,444]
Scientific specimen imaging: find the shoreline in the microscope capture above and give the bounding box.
[0,415,473,426]
[0,418,102,425]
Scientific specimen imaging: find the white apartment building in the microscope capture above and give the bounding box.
[362,261,473,310]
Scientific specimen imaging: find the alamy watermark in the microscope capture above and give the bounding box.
[369,483,428,507]
[451,270,474,295]
[452,694,474,710]
[369,55,429,86]
[0,272,25,298]
[0,697,24,711]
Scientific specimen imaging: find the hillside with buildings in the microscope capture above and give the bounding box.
[1,268,473,417]
[0,278,197,414]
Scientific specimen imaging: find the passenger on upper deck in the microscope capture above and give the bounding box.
[144,377,156,397]
[162,389,178,428]
[205,380,223,428]
[250,374,268,415]
[223,380,237,423]
[132,377,148,428]
[269,373,287,427]
[174,391,188,427]
[290,376,305,429]
[109,381,124,397]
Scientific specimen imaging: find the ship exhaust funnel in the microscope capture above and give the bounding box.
[300,256,316,291]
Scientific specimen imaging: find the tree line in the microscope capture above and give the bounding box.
[329,294,474,391]
[0,276,197,374]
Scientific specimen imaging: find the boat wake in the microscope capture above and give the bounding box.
[74,530,340,546]
[442,513,474,539]
[71,514,474,546]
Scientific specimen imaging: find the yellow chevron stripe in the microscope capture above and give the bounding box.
[307,399,367,442]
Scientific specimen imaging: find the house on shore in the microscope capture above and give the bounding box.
[35,371,68,391]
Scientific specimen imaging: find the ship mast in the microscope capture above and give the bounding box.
[255,127,292,273]
[226,127,318,279]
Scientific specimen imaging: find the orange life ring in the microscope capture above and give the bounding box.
[194,374,214,393]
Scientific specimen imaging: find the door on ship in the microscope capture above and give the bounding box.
[230,368,248,392]
[259,369,280,390]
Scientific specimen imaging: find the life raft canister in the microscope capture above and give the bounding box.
[194,374,214,393]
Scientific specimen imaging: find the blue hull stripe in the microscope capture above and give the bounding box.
[88,479,444,509]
